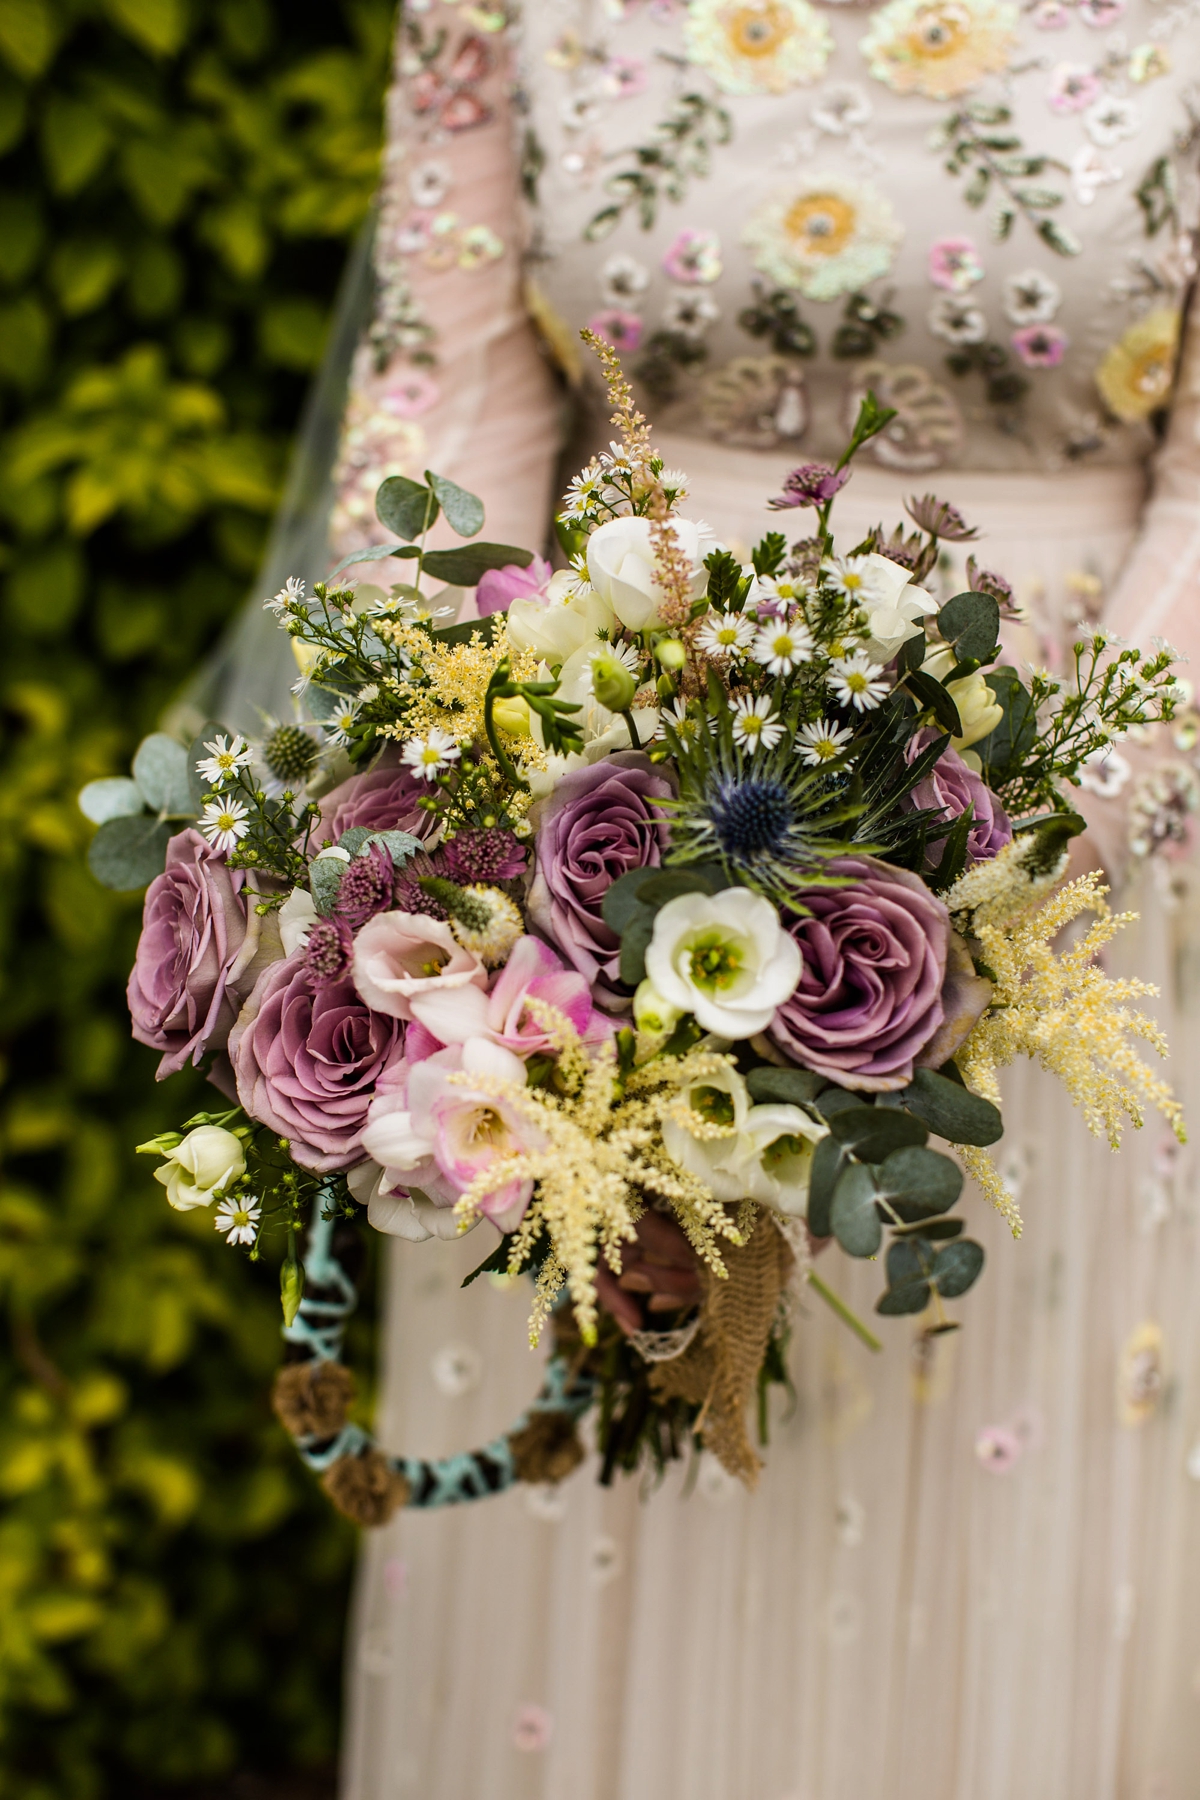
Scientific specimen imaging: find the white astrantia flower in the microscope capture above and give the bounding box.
[1002,268,1061,327]
[731,695,786,750]
[824,552,932,663]
[278,886,319,957]
[796,717,855,765]
[586,513,712,631]
[829,653,889,712]
[214,1193,262,1246]
[195,732,253,788]
[200,796,250,855]
[645,890,802,1039]
[752,619,815,675]
[401,727,462,781]
[697,611,755,656]
[154,1125,245,1212]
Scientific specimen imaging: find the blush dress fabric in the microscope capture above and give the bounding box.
[232,5,1200,1796]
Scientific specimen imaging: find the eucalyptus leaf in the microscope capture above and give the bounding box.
[900,1067,1003,1145]
[327,541,410,578]
[746,1066,826,1106]
[422,542,534,586]
[931,1238,985,1297]
[874,1145,963,1218]
[376,474,438,541]
[937,591,1000,665]
[812,1087,862,1121]
[362,830,423,866]
[830,1162,883,1258]
[892,1215,964,1241]
[310,853,348,917]
[828,1106,928,1163]
[973,670,1036,785]
[636,868,717,906]
[78,777,145,825]
[132,733,193,815]
[619,908,657,987]
[806,1135,843,1239]
[877,1279,932,1316]
[426,470,485,538]
[875,1238,934,1314]
[87,815,174,890]
[602,868,664,934]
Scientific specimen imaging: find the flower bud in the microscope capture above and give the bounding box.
[153,1125,246,1212]
[491,696,532,738]
[633,978,683,1037]
[281,1258,305,1329]
[655,637,687,671]
[590,650,639,714]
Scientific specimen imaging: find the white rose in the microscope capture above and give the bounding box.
[586,515,710,632]
[507,572,616,664]
[154,1125,245,1212]
[278,886,319,957]
[852,554,933,663]
[922,645,1005,750]
[644,890,801,1039]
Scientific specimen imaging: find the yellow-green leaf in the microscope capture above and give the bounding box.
[102,0,189,56]
[48,237,124,316]
[0,0,60,78]
[40,93,113,194]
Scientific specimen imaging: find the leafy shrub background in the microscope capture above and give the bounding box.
[0,2,392,1793]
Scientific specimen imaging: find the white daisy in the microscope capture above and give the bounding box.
[823,557,874,602]
[829,654,889,713]
[200,796,251,855]
[214,1194,262,1246]
[796,718,855,766]
[322,703,361,748]
[265,576,305,617]
[654,696,699,741]
[195,732,253,788]
[562,460,607,518]
[731,696,785,751]
[401,727,463,781]
[697,611,755,656]
[752,621,815,675]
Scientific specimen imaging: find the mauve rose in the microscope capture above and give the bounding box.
[229,958,405,1172]
[904,728,1012,864]
[526,752,674,1002]
[475,554,553,618]
[128,829,250,1078]
[314,759,432,847]
[768,856,951,1092]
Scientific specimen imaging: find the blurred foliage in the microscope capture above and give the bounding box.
[0,2,393,1794]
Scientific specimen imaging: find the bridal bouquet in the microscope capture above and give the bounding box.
[85,339,1184,1520]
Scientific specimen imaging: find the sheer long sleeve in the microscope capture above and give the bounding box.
[330,5,561,568]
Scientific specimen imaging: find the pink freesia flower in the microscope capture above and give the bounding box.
[1047,63,1102,112]
[351,912,488,1020]
[588,309,643,351]
[927,237,984,293]
[661,228,722,284]
[361,1039,544,1231]
[407,934,615,1056]
[475,554,553,618]
[1011,324,1068,368]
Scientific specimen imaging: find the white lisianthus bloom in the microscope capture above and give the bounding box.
[586,514,711,632]
[633,978,683,1036]
[154,1125,245,1212]
[662,1072,827,1217]
[278,886,319,956]
[922,644,1005,749]
[506,570,616,664]
[645,891,801,1038]
[736,1103,828,1217]
[825,552,933,663]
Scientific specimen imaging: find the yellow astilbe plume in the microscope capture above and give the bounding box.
[449,1000,743,1345]
[958,873,1185,1170]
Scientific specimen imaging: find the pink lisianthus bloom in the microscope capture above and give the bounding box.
[351,911,488,1020]
[359,1039,544,1234]
[405,933,616,1055]
[475,554,553,618]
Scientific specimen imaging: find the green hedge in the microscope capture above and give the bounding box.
[0,3,392,1794]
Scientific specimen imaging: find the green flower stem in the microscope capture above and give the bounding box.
[622,708,642,751]
[807,1271,882,1353]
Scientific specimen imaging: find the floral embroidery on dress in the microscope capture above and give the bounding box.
[662,227,724,283]
[860,0,1019,102]
[934,104,1081,255]
[843,360,964,468]
[742,171,903,300]
[1002,269,1061,325]
[1095,308,1181,421]
[702,354,810,444]
[1011,323,1068,368]
[684,0,833,95]
[584,91,734,240]
[928,235,984,291]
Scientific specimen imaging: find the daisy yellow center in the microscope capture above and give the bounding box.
[726,2,790,56]
[785,192,856,256]
[716,626,741,645]
[214,751,238,771]
[770,633,795,655]
[845,671,870,694]
[687,933,745,993]
[839,570,865,592]
[740,712,766,736]
[419,744,443,765]
[811,736,839,759]
[215,810,239,831]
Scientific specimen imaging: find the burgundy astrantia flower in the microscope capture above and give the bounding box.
[128,828,253,1078]
[768,856,951,1092]
[903,729,1012,865]
[526,753,674,1005]
[229,957,405,1172]
[966,555,1018,619]
[767,462,850,511]
[335,845,395,930]
[905,494,979,541]
[442,827,526,882]
[305,917,353,987]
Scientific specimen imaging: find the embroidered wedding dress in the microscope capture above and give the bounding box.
[218,5,1200,1795]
